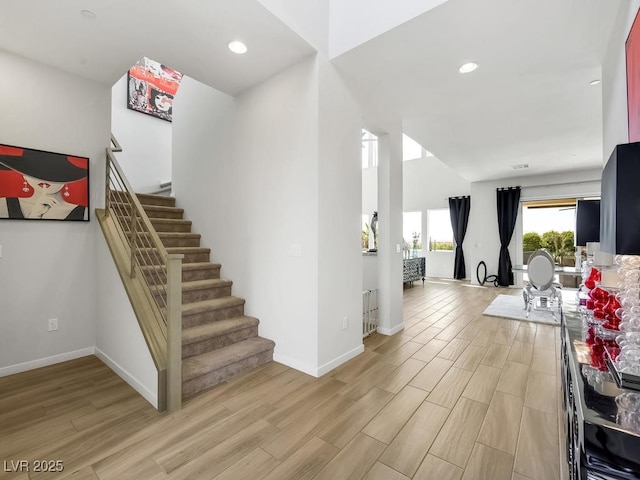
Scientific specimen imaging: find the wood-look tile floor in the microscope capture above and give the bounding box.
[0,280,567,480]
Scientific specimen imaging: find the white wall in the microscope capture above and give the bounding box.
[362,255,378,290]
[257,0,329,54]
[362,166,378,216]
[111,73,173,194]
[377,129,405,335]
[173,58,322,376]
[317,56,364,371]
[403,156,471,211]
[95,234,158,407]
[466,169,601,286]
[603,2,640,157]
[403,154,470,278]
[424,251,454,278]
[329,0,448,58]
[0,51,110,374]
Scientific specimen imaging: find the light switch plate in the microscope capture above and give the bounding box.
[48,318,58,331]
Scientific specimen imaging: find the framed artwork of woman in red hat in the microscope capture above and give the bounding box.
[0,144,89,221]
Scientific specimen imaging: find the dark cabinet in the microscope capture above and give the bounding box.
[600,142,640,255]
[402,257,425,285]
[562,309,640,479]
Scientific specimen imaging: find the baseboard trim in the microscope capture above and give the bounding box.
[377,322,405,336]
[0,347,95,378]
[274,343,366,378]
[94,348,157,409]
[272,353,318,377]
[316,344,365,377]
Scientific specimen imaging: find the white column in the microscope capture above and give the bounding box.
[377,129,404,335]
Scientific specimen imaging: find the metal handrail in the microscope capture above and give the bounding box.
[104,135,182,411]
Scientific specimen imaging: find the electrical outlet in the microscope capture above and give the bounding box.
[342,316,349,330]
[48,318,58,332]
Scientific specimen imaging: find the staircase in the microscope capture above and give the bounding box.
[136,193,275,400]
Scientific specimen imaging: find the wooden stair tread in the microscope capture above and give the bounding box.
[182,337,275,381]
[182,316,259,346]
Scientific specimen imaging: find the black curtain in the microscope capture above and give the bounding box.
[448,196,471,279]
[497,187,521,286]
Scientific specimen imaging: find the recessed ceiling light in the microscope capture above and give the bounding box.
[589,79,601,86]
[80,9,96,19]
[458,62,479,74]
[228,41,248,54]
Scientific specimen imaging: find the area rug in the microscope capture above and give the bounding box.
[482,294,560,325]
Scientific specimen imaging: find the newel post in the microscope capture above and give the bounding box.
[166,253,184,412]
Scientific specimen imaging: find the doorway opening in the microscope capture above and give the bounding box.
[522,198,577,286]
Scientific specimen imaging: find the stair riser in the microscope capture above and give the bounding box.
[160,236,201,248]
[183,304,245,329]
[150,221,192,233]
[185,285,232,303]
[183,267,220,282]
[182,326,259,359]
[154,285,232,304]
[182,348,274,399]
[181,251,211,263]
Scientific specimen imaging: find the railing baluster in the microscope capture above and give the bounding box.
[129,205,138,279]
[105,155,111,215]
[166,253,183,412]
[104,135,182,411]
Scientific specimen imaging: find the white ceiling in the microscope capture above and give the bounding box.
[0,0,315,95]
[333,0,623,182]
[0,0,624,183]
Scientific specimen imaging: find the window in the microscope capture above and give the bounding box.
[522,198,578,264]
[427,209,454,251]
[402,133,434,162]
[362,129,378,168]
[362,214,371,250]
[403,211,422,250]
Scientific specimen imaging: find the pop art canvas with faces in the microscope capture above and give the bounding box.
[127,57,183,122]
[628,8,640,142]
[0,144,89,221]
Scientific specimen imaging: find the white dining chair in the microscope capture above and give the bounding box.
[523,248,562,320]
